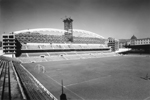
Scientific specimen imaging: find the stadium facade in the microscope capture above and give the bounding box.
[2,18,111,57]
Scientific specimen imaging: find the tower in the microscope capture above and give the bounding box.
[63,17,73,42]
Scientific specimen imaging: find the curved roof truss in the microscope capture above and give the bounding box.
[73,29,104,39]
[13,28,104,39]
[14,28,66,34]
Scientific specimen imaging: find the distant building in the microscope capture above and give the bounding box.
[107,35,150,53]
[107,37,119,51]
[119,35,150,47]
[131,38,150,45]
[119,35,150,53]
[119,39,130,48]
[130,35,137,45]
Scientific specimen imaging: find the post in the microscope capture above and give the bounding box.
[60,80,67,100]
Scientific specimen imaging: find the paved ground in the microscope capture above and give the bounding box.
[23,55,150,100]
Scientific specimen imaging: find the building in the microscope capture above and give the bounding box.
[107,37,119,51]
[2,18,110,57]
[132,38,150,45]
[119,39,130,48]
[118,35,150,48]
[119,35,150,53]
[130,35,137,45]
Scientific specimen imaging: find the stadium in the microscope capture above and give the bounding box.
[1,18,150,100]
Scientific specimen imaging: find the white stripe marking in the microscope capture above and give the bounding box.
[46,74,85,100]
[66,75,111,87]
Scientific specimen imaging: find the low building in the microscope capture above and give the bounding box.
[120,35,150,53]
[107,37,119,51]
[119,39,130,48]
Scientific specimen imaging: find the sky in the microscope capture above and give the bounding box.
[0,0,150,40]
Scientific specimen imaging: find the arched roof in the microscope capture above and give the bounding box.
[13,28,105,39]
[73,29,104,39]
[14,28,66,34]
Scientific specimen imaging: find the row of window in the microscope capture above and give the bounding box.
[134,40,150,45]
